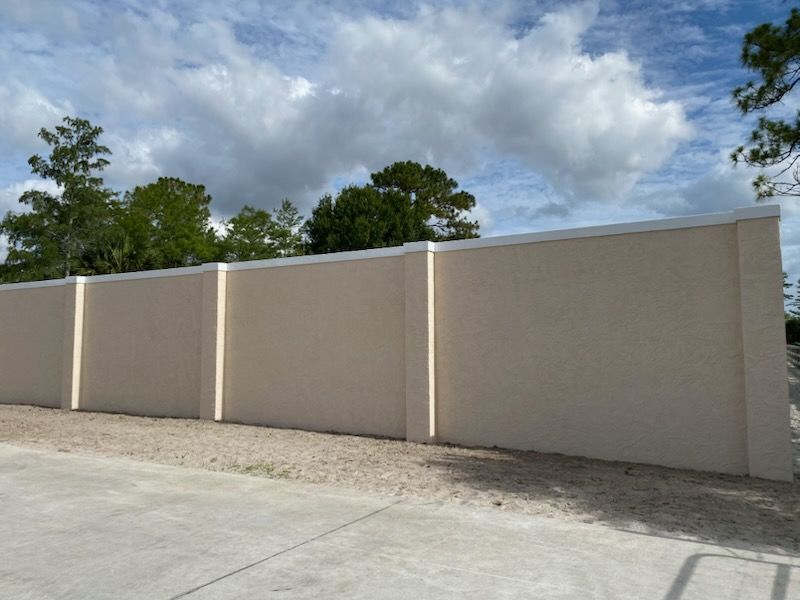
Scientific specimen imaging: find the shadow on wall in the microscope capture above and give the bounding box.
[423,446,799,554]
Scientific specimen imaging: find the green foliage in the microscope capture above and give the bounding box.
[304,186,430,254]
[1,119,487,281]
[219,199,305,261]
[370,161,479,240]
[788,276,800,318]
[0,116,116,280]
[119,177,218,270]
[783,274,800,343]
[787,315,800,344]
[220,205,276,262]
[271,199,305,257]
[304,161,479,253]
[732,8,800,198]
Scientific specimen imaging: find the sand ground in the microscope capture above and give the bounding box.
[1,378,798,555]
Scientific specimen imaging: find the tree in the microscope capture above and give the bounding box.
[784,273,800,343]
[88,201,138,274]
[304,161,479,253]
[789,276,800,317]
[785,271,793,302]
[118,177,218,270]
[304,186,430,254]
[219,205,276,262]
[732,8,800,198]
[218,199,304,262]
[370,161,479,240]
[0,116,116,281]
[271,199,305,257]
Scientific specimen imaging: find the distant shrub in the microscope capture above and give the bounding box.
[785,315,800,345]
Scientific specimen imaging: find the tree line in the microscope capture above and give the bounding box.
[0,117,479,283]
[784,273,800,344]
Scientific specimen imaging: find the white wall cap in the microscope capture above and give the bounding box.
[733,204,780,220]
[0,278,69,291]
[223,245,405,272]
[202,263,229,272]
[432,205,782,253]
[86,265,204,283]
[403,241,437,253]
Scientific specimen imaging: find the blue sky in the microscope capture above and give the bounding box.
[1,1,799,283]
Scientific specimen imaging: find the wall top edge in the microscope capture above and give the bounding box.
[0,205,779,290]
[431,204,780,254]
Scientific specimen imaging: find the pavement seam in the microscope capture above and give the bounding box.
[166,498,405,599]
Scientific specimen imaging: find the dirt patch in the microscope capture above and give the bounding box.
[1,403,797,554]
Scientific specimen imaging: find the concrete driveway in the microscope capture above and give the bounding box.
[0,444,797,599]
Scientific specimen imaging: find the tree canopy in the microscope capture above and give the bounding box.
[219,205,277,262]
[217,200,300,261]
[1,118,481,282]
[120,178,218,270]
[1,117,116,280]
[370,161,479,240]
[219,199,304,262]
[304,161,479,253]
[271,199,305,257]
[732,8,800,198]
[305,186,429,253]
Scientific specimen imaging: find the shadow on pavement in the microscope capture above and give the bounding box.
[424,364,800,554]
[663,553,796,600]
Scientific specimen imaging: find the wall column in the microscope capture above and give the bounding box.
[735,209,793,480]
[404,242,437,443]
[200,264,227,421]
[60,276,86,410]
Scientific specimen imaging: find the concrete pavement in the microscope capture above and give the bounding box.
[0,443,797,599]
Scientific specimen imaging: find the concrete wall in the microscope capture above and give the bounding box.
[0,284,64,407]
[435,225,748,473]
[80,274,204,418]
[0,205,792,480]
[224,256,406,438]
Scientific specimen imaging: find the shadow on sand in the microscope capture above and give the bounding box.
[422,366,800,554]
[424,446,798,552]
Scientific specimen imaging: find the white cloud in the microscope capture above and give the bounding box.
[0,1,690,215]
[0,179,60,216]
[636,158,754,217]
[470,201,495,234]
[5,0,800,295]
[321,1,690,201]
[0,83,72,152]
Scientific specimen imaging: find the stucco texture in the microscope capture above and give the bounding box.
[79,275,203,417]
[224,257,406,438]
[0,287,64,408]
[736,217,793,480]
[434,224,750,474]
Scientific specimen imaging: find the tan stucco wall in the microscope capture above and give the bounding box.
[80,275,203,417]
[736,217,794,479]
[0,286,64,407]
[0,208,790,478]
[224,256,406,438]
[434,224,750,474]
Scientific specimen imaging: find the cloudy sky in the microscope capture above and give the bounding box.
[1,1,799,282]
